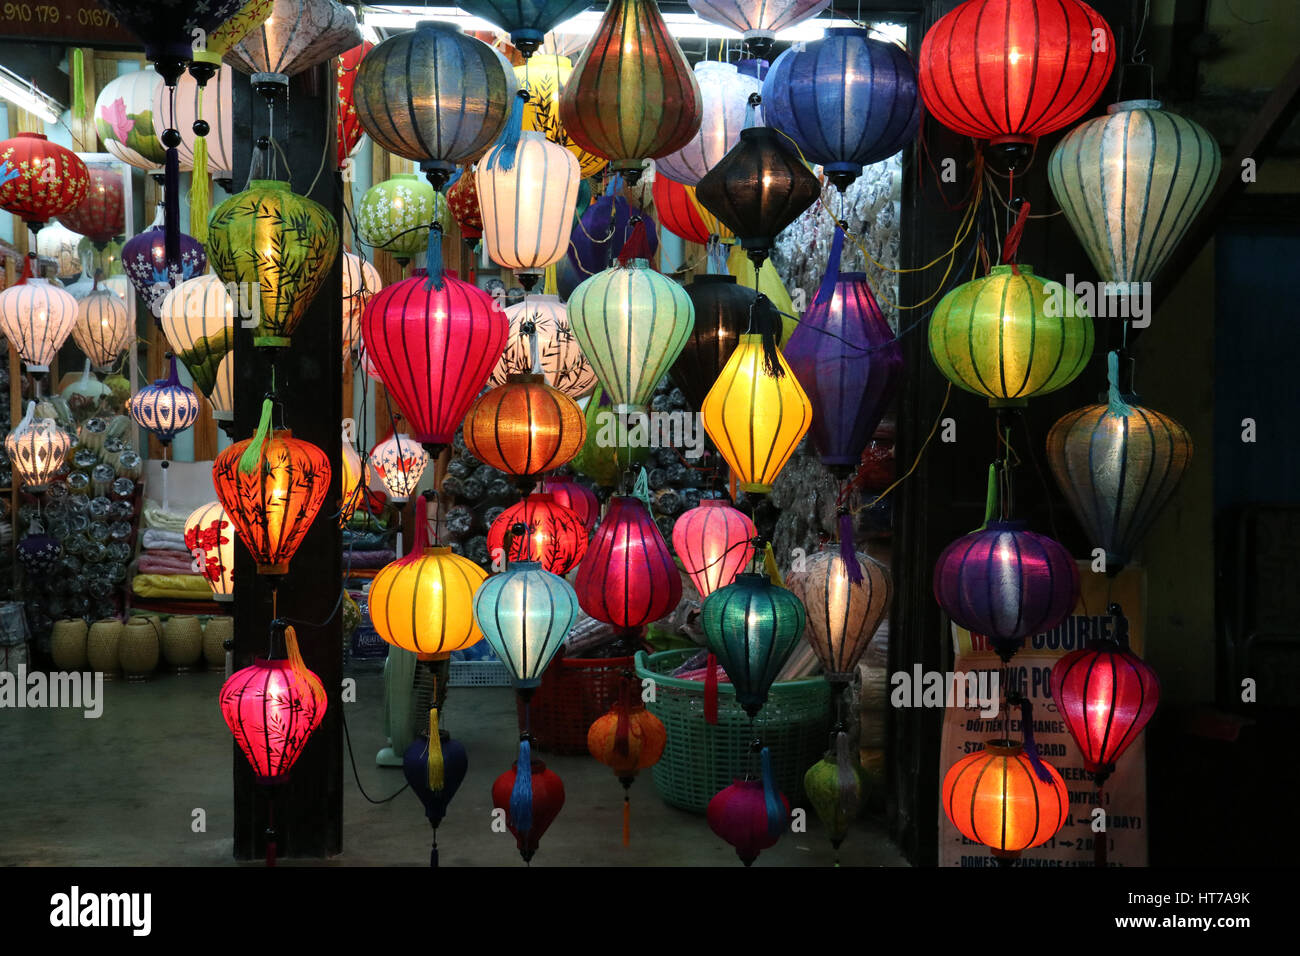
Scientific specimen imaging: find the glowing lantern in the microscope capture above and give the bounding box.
[94,68,167,172]
[360,272,508,453]
[342,253,382,361]
[575,496,682,631]
[942,739,1069,862]
[568,257,695,414]
[588,680,667,845]
[336,41,373,169]
[211,354,235,426]
[159,274,235,400]
[224,0,361,78]
[447,168,483,241]
[568,385,652,487]
[212,401,332,575]
[708,777,790,866]
[184,501,235,601]
[515,55,607,177]
[703,573,805,718]
[340,439,369,526]
[686,0,830,57]
[368,433,429,503]
[657,62,760,187]
[0,134,89,232]
[474,560,578,688]
[928,265,1093,406]
[128,355,201,446]
[702,333,812,494]
[122,205,208,318]
[5,401,71,491]
[356,173,448,266]
[492,757,565,863]
[487,493,588,574]
[151,64,236,177]
[464,375,586,487]
[762,29,920,191]
[72,286,131,371]
[207,179,340,348]
[558,0,703,183]
[673,274,779,412]
[0,277,79,372]
[57,163,125,247]
[540,474,599,531]
[785,546,890,686]
[353,21,517,188]
[653,173,710,244]
[672,499,756,599]
[490,295,596,399]
[1049,100,1220,284]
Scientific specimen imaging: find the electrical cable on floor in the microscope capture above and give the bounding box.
[340,704,409,805]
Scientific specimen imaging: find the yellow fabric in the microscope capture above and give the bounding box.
[132,574,213,599]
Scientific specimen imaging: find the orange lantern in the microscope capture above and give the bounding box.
[588,677,667,846]
[463,373,586,490]
[486,492,588,574]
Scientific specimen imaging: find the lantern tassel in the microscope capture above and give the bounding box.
[427,706,444,791]
[977,463,997,531]
[424,223,445,291]
[838,511,863,584]
[237,398,275,475]
[71,49,86,128]
[190,117,211,245]
[616,218,652,266]
[1017,697,1054,784]
[632,467,651,507]
[763,542,783,587]
[754,294,784,378]
[835,730,860,820]
[1106,351,1133,417]
[813,227,845,307]
[493,91,526,172]
[704,653,719,725]
[164,142,181,284]
[999,199,1031,271]
[510,737,534,834]
[706,237,727,275]
[760,746,785,837]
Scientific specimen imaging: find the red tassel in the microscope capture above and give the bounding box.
[17,254,32,285]
[1000,198,1031,274]
[704,653,719,725]
[616,218,652,266]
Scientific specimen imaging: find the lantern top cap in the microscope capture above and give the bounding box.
[525,492,555,503]
[13,132,48,141]
[734,571,771,585]
[824,27,871,38]
[1108,99,1163,113]
[248,179,293,191]
[699,498,732,508]
[690,274,737,286]
[417,19,462,34]
[983,519,1029,532]
[506,372,547,385]
[505,560,545,573]
[983,739,1024,757]
[987,264,1035,277]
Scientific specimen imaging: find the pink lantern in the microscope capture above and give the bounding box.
[672,499,756,598]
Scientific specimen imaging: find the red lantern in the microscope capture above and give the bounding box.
[336,41,373,169]
[671,498,756,599]
[487,492,588,574]
[360,273,508,453]
[588,677,666,846]
[919,0,1115,154]
[0,133,90,229]
[57,163,124,248]
[491,758,566,863]
[463,374,586,487]
[708,777,790,866]
[448,169,483,241]
[652,173,710,245]
[575,496,682,632]
[540,474,600,531]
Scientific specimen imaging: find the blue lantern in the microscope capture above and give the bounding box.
[127,353,200,447]
[762,28,921,191]
[702,573,806,719]
[456,0,591,57]
[473,561,578,691]
[403,731,469,868]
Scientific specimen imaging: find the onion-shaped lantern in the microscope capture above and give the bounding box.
[368,433,429,503]
[122,205,208,319]
[336,41,373,169]
[763,28,920,191]
[933,520,1079,660]
[474,560,578,688]
[490,295,596,399]
[354,21,517,188]
[687,0,830,58]
[516,55,607,177]
[657,62,760,186]
[568,385,652,487]
[575,496,682,632]
[94,68,167,172]
[708,777,790,866]
[212,402,332,575]
[673,273,779,413]
[72,286,131,371]
[225,0,361,79]
[464,374,586,487]
[653,173,710,244]
[5,401,71,491]
[0,134,89,230]
[588,680,667,845]
[487,493,588,574]
[185,501,236,601]
[370,546,487,657]
[703,573,805,718]
[785,546,890,687]
[558,0,703,183]
[159,274,235,399]
[18,520,61,575]
[356,173,448,266]
[459,0,590,57]
[1049,100,1220,284]
[672,499,756,599]
[57,163,125,248]
[568,194,658,279]
[207,179,340,348]
[568,257,695,414]
[695,126,820,265]
[942,739,1069,862]
[128,354,201,447]
[360,273,508,453]
[928,265,1093,406]
[540,474,599,531]
[492,757,565,863]
[702,333,812,494]
[0,277,79,373]
[342,253,382,361]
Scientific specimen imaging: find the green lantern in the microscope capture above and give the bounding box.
[928,264,1093,407]
[207,179,340,349]
[569,385,651,488]
[356,172,450,266]
[702,573,806,720]
[804,739,870,860]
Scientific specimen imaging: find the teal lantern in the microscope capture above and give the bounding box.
[473,561,578,692]
[702,573,806,719]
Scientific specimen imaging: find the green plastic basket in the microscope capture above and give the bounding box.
[635,649,831,813]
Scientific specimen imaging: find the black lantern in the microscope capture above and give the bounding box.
[671,274,780,413]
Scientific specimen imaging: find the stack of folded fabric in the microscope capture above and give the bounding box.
[132,506,214,604]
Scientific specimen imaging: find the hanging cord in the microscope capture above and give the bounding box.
[847,382,952,513]
[340,706,410,804]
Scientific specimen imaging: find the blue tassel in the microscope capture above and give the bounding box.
[632,467,651,507]
[760,747,785,837]
[493,91,526,173]
[510,738,534,834]
[425,223,445,291]
[1106,351,1132,417]
[1017,699,1055,784]
[813,227,845,307]
[446,167,463,190]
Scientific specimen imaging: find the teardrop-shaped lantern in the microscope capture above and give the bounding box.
[185,501,236,601]
[354,21,517,187]
[464,374,587,485]
[0,134,89,230]
[558,0,703,183]
[57,163,125,248]
[568,257,695,414]
[458,0,590,57]
[804,736,869,854]
[672,499,756,599]
[515,55,607,178]
[785,547,890,686]
[368,433,429,503]
[403,729,468,858]
[763,28,920,190]
[1048,100,1220,284]
[356,173,448,266]
[5,402,71,491]
[342,253,382,362]
[575,496,682,631]
[708,777,791,866]
[207,179,340,348]
[122,205,208,319]
[702,572,806,718]
[94,68,167,172]
[657,62,760,187]
[370,546,487,656]
[361,273,508,453]
[224,0,361,78]
[72,287,131,372]
[653,173,710,244]
[686,0,830,58]
[928,265,1093,407]
[0,277,79,373]
[490,295,596,399]
[128,355,201,446]
[702,333,812,494]
[673,274,777,414]
[336,41,373,169]
[474,561,579,688]
[695,126,820,265]
[159,274,235,399]
[487,493,588,574]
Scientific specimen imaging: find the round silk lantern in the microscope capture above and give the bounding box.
[515,55,607,177]
[672,499,756,599]
[5,402,71,491]
[72,286,131,371]
[558,0,703,183]
[123,205,208,318]
[0,134,89,230]
[94,68,167,172]
[477,129,580,286]
[588,681,667,845]
[474,560,578,688]
[487,493,588,574]
[0,278,79,372]
[212,402,332,575]
[490,295,596,398]
[342,253,382,361]
[569,385,652,487]
[918,0,1115,160]
[353,21,517,188]
[1049,100,1220,284]
[369,433,429,503]
[128,355,200,446]
[459,0,589,57]
[94,0,248,79]
[674,273,779,412]
[702,573,806,718]
[370,546,488,656]
[687,0,830,57]
[568,257,695,414]
[567,193,659,279]
[928,265,1093,406]
[540,475,599,531]
[492,757,565,862]
[403,730,469,867]
[785,546,891,686]
[18,522,61,574]
[695,126,821,265]
[336,41,373,169]
[185,501,235,601]
[942,739,1069,862]
[933,520,1079,660]
[785,259,902,474]
[207,179,340,348]
[763,28,920,191]
[57,163,125,247]
[357,173,448,265]
[447,167,483,240]
[224,0,361,78]
[653,173,710,244]
[151,64,236,177]
[701,333,812,494]
[708,777,790,866]
[657,62,760,187]
[464,375,586,485]
[575,495,682,631]
[159,274,235,399]
[361,273,508,453]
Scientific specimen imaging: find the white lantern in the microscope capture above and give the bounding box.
[341,253,382,362]
[158,274,234,402]
[210,353,235,424]
[185,501,235,601]
[151,64,236,178]
[71,286,131,371]
[94,67,167,173]
[5,401,72,490]
[656,62,760,186]
[368,433,429,503]
[476,129,579,287]
[489,294,595,399]
[0,278,79,372]
[35,223,84,282]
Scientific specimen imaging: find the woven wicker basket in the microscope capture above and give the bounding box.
[517,653,637,755]
[86,619,122,679]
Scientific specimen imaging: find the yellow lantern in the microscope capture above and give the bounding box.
[340,435,369,526]
[158,274,234,400]
[702,333,811,494]
[184,501,235,602]
[515,54,608,178]
[369,546,487,658]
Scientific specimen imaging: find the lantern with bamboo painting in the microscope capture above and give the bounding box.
[487,493,588,575]
[464,375,586,490]
[785,544,891,689]
[368,433,430,504]
[185,501,235,601]
[72,286,131,372]
[57,163,125,249]
[0,278,79,374]
[672,499,756,600]
[656,61,760,187]
[490,296,596,399]
[575,496,682,632]
[588,678,667,845]
[515,55,607,178]
[687,0,830,58]
[356,173,448,266]
[5,402,71,492]
[539,474,599,531]
[342,253,382,362]
[159,274,235,401]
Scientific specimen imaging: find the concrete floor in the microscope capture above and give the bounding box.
[0,669,908,867]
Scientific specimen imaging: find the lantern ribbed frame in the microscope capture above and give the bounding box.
[1051,638,1160,777]
[151,65,236,176]
[184,501,235,600]
[487,492,588,574]
[588,700,667,777]
[657,61,760,187]
[220,657,327,783]
[457,0,591,52]
[652,173,710,244]
[942,740,1069,857]
[93,0,247,65]
[94,68,166,171]
[702,572,806,717]
[785,548,891,684]
[0,133,89,227]
[686,0,830,42]
[491,295,596,399]
[369,546,487,655]
[5,411,71,490]
[516,55,608,178]
[72,287,131,371]
[57,163,125,246]
[474,560,579,688]
[672,499,756,599]
[464,375,587,479]
[539,474,599,530]
[477,131,580,277]
[368,433,429,503]
[341,253,382,360]
[159,274,235,398]
[575,495,682,629]
[0,279,79,372]
[224,0,361,77]
[356,173,448,262]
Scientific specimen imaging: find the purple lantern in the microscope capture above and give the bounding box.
[786,229,902,476]
[567,192,658,283]
[18,518,61,575]
[933,520,1079,661]
[122,206,208,319]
